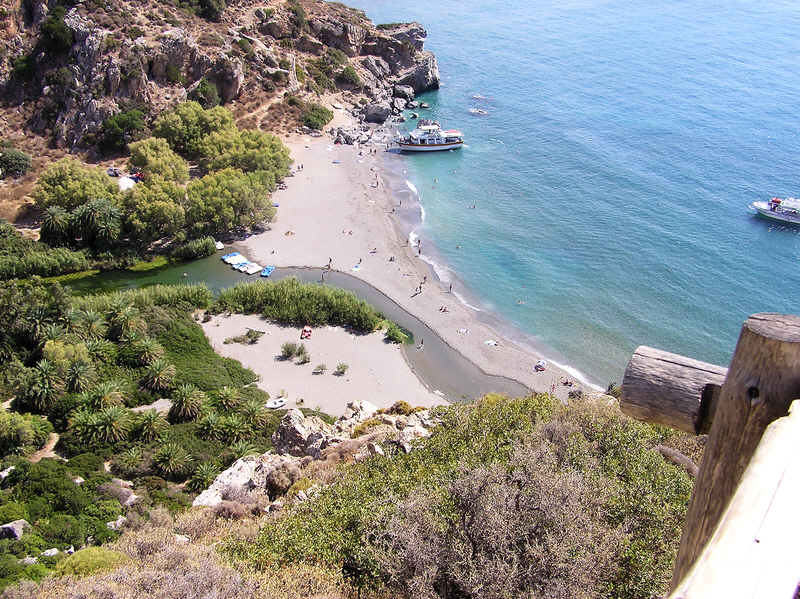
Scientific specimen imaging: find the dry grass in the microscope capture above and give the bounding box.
[1,508,350,599]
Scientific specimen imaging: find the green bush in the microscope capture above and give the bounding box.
[40,6,74,54]
[170,236,216,261]
[152,101,235,158]
[0,503,27,524]
[0,410,52,456]
[189,77,220,108]
[32,157,119,212]
[383,322,409,344]
[336,65,361,87]
[334,362,348,376]
[55,547,129,577]
[100,109,147,153]
[0,148,32,179]
[280,341,299,360]
[213,278,382,333]
[302,103,334,130]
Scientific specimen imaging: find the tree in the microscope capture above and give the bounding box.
[239,397,268,428]
[198,129,290,177]
[134,409,167,443]
[0,148,32,179]
[152,102,235,157]
[131,337,165,366]
[168,383,204,423]
[33,158,119,211]
[39,6,74,54]
[123,176,186,243]
[219,413,249,443]
[78,310,108,340]
[128,137,189,183]
[185,168,276,235]
[93,406,131,444]
[87,380,127,410]
[214,385,240,412]
[188,78,220,108]
[141,358,176,393]
[71,198,122,249]
[65,360,94,393]
[40,206,72,246]
[152,442,192,477]
[108,304,145,341]
[101,109,147,153]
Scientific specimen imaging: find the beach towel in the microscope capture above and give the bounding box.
[351,264,361,271]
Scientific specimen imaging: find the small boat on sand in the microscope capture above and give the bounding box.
[398,120,464,152]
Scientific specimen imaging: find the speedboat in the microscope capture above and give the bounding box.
[398,120,464,152]
[750,197,800,225]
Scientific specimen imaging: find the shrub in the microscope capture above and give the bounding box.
[302,103,334,130]
[386,400,413,415]
[170,236,216,261]
[189,77,220,108]
[334,363,348,376]
[55,547,129,577]
[265,461,300,499]
[199,0,226,21]
[101,109,147,153]
[0,148,32,179]
[336,65,361,87]
[0,503,27,524]
[295,344,310,364]
[313,364,327,375]
[280,342,299,360]
[213,278,383,333]
[384,322,409,344]
[351,417,380,438]
[66,452,103,477]
[40,6,74,54]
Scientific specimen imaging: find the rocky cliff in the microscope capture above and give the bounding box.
[0,0,440,149]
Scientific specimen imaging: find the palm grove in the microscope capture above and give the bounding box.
[2,101,290,280]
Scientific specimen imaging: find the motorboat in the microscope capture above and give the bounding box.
[398,120,464,152]
[750,197,800,225]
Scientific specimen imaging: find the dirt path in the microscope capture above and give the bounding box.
[29,432,60,463]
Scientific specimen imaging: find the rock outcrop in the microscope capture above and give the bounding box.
[194,400,436,507]
[0,520,30,540]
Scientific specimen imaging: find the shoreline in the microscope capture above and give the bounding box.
[239,106,602,403]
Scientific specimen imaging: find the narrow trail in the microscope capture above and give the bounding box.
[29,432,60,463]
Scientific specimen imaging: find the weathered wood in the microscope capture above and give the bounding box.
[669,400,800,598]
[670,313,800,590]
[621,346,727,433]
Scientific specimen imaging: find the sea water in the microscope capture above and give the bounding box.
[345,0,800,385]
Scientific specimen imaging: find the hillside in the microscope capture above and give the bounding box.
[0,0,439,220]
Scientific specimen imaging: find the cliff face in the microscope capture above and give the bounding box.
[0,0,440,149]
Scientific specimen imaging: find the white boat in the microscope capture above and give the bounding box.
[243,263,262,275]
[224,253,247,265]
[750,197,800,225]
[398,120,464,152]
[266,398,286,409]
[215,241,224,250]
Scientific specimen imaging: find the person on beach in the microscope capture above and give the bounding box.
[423,275,427,284]
[358,258,362,265]
[449,283,453,293]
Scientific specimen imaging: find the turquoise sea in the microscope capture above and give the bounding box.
[345,0,800,386]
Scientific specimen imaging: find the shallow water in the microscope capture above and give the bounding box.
[345,0,800,384]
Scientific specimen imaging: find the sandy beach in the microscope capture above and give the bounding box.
[237,106,588,404]
[202,313,444,415]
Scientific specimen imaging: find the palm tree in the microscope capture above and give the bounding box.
[26,305,50,345]
[41,205,71,245]
[134,337,165,366]
[24,359,61,413]
[90,380,126,410]
[109,304,146,341]
[168,384,204,423]
[73,198,121,249]
[134,409,168,443]
[65,360,94,393]
[220,414,250,444]
[85,338,117,362]
[114,447,143,476]
[239,397,269,428]
[215,386,240,412]
[42,323,66,342]
[153,442,192,478]
[61,308,82,334]
[68,408,100,445]
[141,358,176,393]
[197,410,223,441]
[94,406,132,444]
[230,440,260,459]
[79,310,108,340]
[187,461,221,493]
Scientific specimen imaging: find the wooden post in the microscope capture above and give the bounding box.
[670,313,800,590]
[669,400,800,598]
[621,347,727,433]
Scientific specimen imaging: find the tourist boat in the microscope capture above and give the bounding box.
[397,120,464,152]
[749,197,800,225]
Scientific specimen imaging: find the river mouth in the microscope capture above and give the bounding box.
[64,256,530,403]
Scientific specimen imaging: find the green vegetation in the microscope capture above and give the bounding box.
[152,101,235,158]
[336,65,361,87]
[0,147,32,179]
[302,102,334,130]
[0,222,88,280]
[384,322,410,344]
[100,109,147,153]
[128,137,189,183]
[170,236,216,260]
[188,77,220,108]
[55,546,129,577]
[224,329,263,345]
[334,362,348,376]
[33,158,119,212]
[198,128,291,176]
[39,6,74,54]
[227,394,698,599]
[213,278,383,333]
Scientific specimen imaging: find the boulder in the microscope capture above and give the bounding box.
[174,534,190,545]
[41,548,59,558]
[335,400,379,434]
[364,102,391,124]
[192,457,257,507]
[392,97,407,113]
[271,409,334,457]
[393,85,414,100]
[0,520,30,540]
[19,556,37,566]
[106,515,127,531]
[0,466,15,481]
[360,55,392,80]
[399,52,440,93]
[309,16,367,56]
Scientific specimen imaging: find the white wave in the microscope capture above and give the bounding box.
[405,180,419,196]
[419,203,426,222]
[547,359,604,392]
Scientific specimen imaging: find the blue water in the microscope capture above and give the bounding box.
[344,0,800,385]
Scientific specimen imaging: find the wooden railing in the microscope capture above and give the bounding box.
[620,313,800,598]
